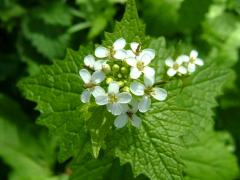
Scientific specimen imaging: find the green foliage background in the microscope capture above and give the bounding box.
[0,0,240,179]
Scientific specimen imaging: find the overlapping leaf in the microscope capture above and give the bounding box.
[181,131,239,180]
[19,47,90,161]
[0,94,64,180]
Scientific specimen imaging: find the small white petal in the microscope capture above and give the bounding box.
[167,68,177,77]
[151,88,167,101]
[140,49,155,60]
[188,64,196,73]
[178,66,187,74]
[95,95,108,105]
[91,71,105,84]
[117,92,132,103]
[113,49,127,60]
[130,67,142,79]
[131,114,141,128]
[139,53,152,66]
[143,66,155,78]
[84,55,95,68]
[114,114,128,128]
[94,60,106,71]
[165,58,174,67]
[79,69,91,83]
[195,58,204,66]
[129,99,139,113]
[177,55,189,63]
[126,50,136,58]
[108,82,119,94]
[113,38,126,50]
[130,42,140,53]
[138,96,151,113]
[190,50,198,59]
[92,86,105,98]
[108,103,127,115]
[130,82,145,96]
[81,90,91,103]
[175,56,185,65]
[95,46,109,58]
[144,76,154,87]
[126,57,137,67]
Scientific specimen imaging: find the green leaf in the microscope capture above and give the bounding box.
[0,1,25,22]
[141,0,181,36]
[21,17,70,60]
[35,2,72,26]
[181,131,239,180]
[106,35,232,179]
[103,0,147,46]
[70,155,113,180]
[85,105,114,158]
[203,12,239,49]
[105,159,149,180]
[178,0,213,33]
[18,47,90,162]
[0,94,60,180]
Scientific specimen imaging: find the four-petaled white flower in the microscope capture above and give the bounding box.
[95,38,127,60]
[79,69,105,103]
[95,82,132,115]
[185,50,204,73]
[114,100,141,128]
[126,49,155,79]
[130,77,167,112]
[165,55,188,77]
[84,55,107,71]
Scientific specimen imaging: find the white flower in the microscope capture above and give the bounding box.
[79,69,105,103]
[126,49,155,79]
[95,82,132,115]
[84,55,106,71]
[114,100,141,128]
[186,50,204,73]
[165,55,188,77]
[94,38,127,60]
[126,42,155,58]
[130,77,167,112]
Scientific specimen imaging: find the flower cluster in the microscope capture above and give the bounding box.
[79,38,204,128]
[165,50,204,77]
[79,38,167,128]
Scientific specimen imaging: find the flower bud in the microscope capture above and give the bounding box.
[112,64,120,73]
[117,74,123,78]
[118,81,124,87]
[102,64,111,74]
[122,86,130,92]
[106,77,113,84]
[120,67,128,74]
